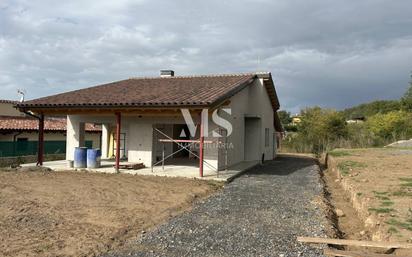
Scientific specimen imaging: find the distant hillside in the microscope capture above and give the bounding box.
[342,100,402,119]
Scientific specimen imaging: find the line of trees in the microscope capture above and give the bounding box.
[281,74,412,155]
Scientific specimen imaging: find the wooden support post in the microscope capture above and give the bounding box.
[115,112,121,172]
[199,116,204,177]
[37,114,44,166]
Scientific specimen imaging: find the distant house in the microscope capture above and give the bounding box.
[346,116,366,124]
[0,100,100,158]
[291,116,302,125]
[17,71,283,176]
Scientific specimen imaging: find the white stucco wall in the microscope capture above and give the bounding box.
[249,78,276,161]
[128,122,153,167]
[224,78,275,167]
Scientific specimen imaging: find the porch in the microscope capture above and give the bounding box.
[21,158,259,181]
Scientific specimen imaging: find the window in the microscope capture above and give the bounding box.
[264,128,270,147]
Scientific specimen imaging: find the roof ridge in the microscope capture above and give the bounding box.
[128,72,261,80]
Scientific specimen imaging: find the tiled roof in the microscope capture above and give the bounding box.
[0,116,101,132]
[17,73,261,109]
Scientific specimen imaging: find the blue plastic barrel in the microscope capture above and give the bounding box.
[74,147,87,168]
[87,148,101,168]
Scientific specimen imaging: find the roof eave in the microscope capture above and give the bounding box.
[208,76,257,110]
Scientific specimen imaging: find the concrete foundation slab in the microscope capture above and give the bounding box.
[21,159,259,181]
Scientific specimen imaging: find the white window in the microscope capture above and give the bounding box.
[265,128,270,147]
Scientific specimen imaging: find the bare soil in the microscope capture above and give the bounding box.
[0,170,222,257]
[323,166,366,240]
[323,148,412,255]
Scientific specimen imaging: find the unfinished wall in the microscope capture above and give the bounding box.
[225,78,275,167]
[152,124,174,163]
[128,122,153,167]
[248,78,276,161]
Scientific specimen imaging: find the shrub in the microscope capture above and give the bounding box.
[366,111,412,142]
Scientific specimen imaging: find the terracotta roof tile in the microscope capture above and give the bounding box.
[18,73,257,109]
[0,116,101,132]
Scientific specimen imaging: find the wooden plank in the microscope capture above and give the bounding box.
[114,162,145,170]
[324,248,409,257]
[297,237,412,249]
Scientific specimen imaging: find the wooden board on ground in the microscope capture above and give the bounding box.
[324,248,409,257]
[297,237,412,249]
[115,162,145,170]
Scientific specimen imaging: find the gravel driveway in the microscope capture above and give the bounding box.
[105,154,327,257]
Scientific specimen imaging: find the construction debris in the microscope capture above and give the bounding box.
[114,162,145,170]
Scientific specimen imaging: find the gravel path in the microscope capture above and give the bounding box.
[105,154,327,257]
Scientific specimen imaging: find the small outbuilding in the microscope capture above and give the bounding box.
[17,71,283,177]
[0,100,100,158]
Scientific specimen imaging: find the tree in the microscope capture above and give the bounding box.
[277,110,292,125]
[366,111,412,141]
[342,100,401,119]
[401,73,412,112]
[294,107,348,154]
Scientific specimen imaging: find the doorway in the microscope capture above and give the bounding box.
[244,117,261,161]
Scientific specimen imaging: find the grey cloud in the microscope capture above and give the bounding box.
[0,0,411,112]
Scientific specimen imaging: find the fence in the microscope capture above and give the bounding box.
[0,141,93,157]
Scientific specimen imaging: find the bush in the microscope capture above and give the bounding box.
[401,74,412,112]
[284,107,348,155]
[366,111,412,142]
[282,108,412,154]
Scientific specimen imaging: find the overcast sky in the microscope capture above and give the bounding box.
[1,0,411,113]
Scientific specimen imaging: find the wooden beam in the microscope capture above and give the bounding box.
[324,248,409,257]
[297,237,412,249]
